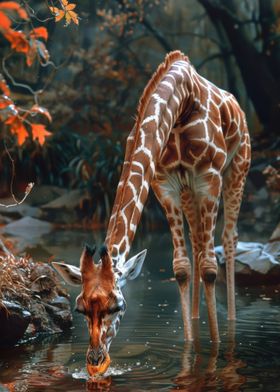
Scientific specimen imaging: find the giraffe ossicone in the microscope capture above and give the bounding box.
[52,50,250,375]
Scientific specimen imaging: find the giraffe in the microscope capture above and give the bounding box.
[52,51,251,376]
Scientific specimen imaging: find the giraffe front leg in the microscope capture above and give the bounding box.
[198,176,222,342]
[173,256,192,341]
[181,190,202,320]
[152,181,192,341]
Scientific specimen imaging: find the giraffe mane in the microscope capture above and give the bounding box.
[135,50,189,131]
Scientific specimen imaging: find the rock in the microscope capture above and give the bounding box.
[0,214,12,224]
[0,256,73,345]
[0,301,31,346]
[50,295,71,310]
[26,185,67,207]
[31,275,56,294]
[41,189,85,223]
[1,217,53,239]
[216,239,280,285]
[50,309,72,330]
[0,204,42,220]
[29,301,57,333]
[42,189,84,209]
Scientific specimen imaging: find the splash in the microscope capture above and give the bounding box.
[72,365,127,380]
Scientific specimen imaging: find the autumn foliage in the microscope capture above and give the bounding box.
[0,1,78,146]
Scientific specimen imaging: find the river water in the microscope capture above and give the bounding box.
[0,228,280,391]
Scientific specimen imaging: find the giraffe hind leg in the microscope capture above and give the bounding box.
[195,172,223,342]
[152,179,193,341]
[222,138,251,320]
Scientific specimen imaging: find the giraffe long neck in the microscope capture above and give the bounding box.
[106,58,194,266]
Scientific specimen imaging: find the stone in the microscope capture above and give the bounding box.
[216,239,280,285]
[0,204,42,219]
[41,189,84,210]
[26,185,67,207]
[1,217,53,239]
[51,309,72,330]
[40,189,85,223]
[0,301,31,346]
[50,295,71,310]
[0,256,72,345]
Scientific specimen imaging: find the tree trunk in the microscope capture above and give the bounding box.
[198,0,280,132]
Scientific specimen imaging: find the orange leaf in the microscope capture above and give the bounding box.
[31,26,48,41]
[0,2,28,20]
[49,2,78,25]
[0,94,12,109]
[0,76,11,96]
[31,123,51,145]
[66,10,79,25]
[66,3,76,11]
[4,29,30,53]
[49,6,65,22]
[30,105,52,122]
[5,115,29,145]
[0,10,11,29]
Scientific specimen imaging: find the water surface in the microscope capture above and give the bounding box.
[0,229,280,391]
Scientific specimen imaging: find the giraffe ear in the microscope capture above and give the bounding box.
[121,249,147,281]
[52,262,82,286]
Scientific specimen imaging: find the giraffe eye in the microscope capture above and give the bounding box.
[110,306,122,314]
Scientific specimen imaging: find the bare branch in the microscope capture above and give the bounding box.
[0,142,34,208]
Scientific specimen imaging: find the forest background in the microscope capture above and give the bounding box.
[0,0,279,230]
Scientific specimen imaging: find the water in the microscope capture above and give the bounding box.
[0,229,280,391]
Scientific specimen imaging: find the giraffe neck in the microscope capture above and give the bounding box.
[106,58,194,266]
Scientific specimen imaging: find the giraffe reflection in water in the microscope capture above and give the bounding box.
[172,321,246,392]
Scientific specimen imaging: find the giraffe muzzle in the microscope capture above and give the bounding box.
[86,347,111,376]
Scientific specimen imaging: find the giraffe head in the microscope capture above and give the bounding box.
[52,244,146,377]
